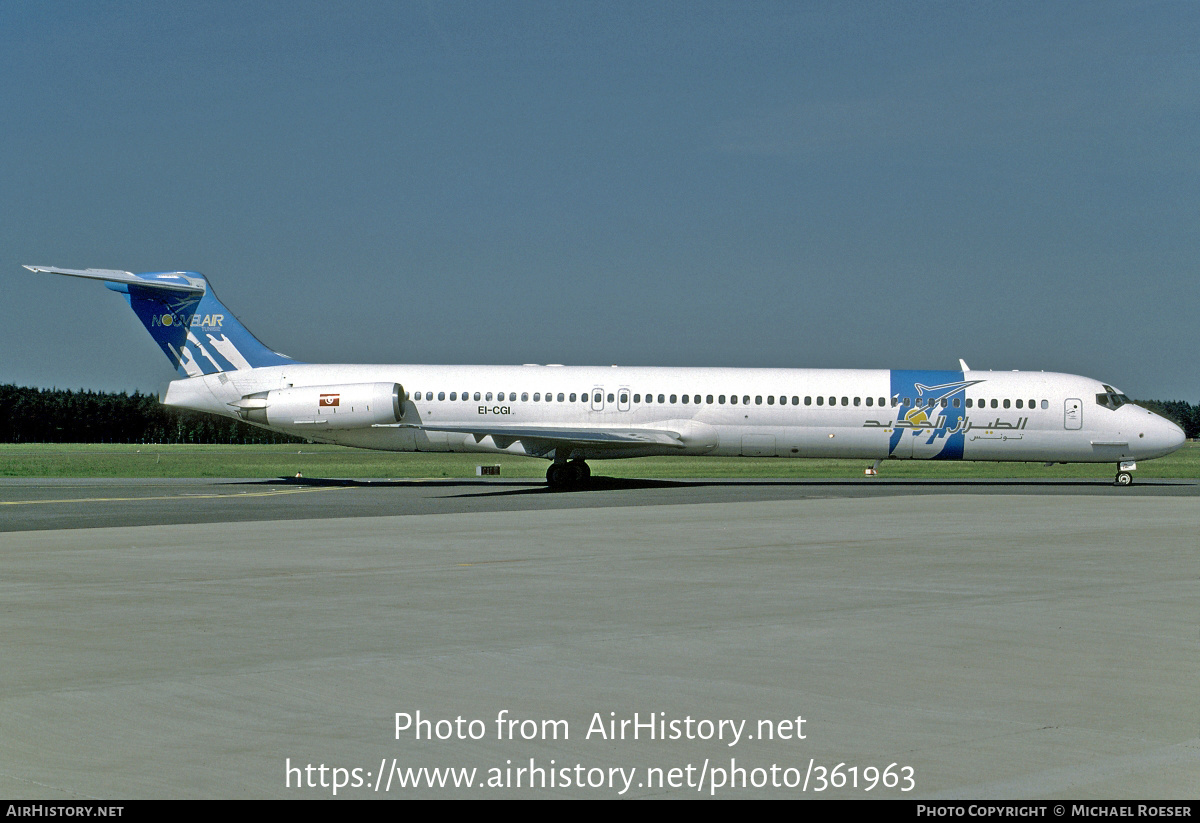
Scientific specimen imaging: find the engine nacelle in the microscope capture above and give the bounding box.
[231,382,405,429]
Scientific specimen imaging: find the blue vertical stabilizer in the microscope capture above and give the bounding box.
[23,266,299,376]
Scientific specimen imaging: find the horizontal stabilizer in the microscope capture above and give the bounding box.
[24,265,206,295]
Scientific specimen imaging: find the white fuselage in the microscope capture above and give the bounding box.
[163,363,1186,465]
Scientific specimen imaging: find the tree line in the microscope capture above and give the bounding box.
[0,384,1196,444]
[0,385,303,444]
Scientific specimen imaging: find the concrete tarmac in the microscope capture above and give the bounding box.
[1,480,1197,798]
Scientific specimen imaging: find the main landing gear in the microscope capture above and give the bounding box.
[546,459,591,490]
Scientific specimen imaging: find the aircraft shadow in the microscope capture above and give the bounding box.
[227,476,1191,497]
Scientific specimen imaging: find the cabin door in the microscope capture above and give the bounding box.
[1064,398,1082,430]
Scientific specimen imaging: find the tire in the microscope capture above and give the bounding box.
[546,462,568,489]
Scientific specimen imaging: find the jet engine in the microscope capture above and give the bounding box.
[230,382,405,429]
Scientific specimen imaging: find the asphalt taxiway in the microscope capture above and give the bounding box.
[1,478,1196,798]
[1,475,1197,532]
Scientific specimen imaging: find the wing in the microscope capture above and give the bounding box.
[401,423,687,455]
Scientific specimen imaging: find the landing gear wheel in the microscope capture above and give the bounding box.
[1114,471,1133,487]
[546,461,591,490]
[547,462,569,489]
[571,460,591,481]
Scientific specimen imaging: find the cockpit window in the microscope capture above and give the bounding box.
[1095,392,1130,411]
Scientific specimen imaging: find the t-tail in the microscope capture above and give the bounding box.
[24,266,299,377]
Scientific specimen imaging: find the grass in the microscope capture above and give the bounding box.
[0,442,1196,480]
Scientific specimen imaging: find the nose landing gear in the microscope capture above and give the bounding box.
[546,459,591,490]
[1114,460,1137,486]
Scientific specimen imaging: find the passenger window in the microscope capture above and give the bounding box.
[568,393,575,402]
[730,395,738,405]
[682,395,689,404]
[1041,400,1048,409]
[438,392,445,401]
[817,396,824,406]
[706,395,714,404]
[853,397,861,406]
[607,393,614,403]
[719,395,726,404]
[767,396,774,405]
[841,397,848,406]
[743,396,750,405]
[533,393,540,401]
[658,394,665,403]
[694,395,701,404]
[1003,399,1011,409]
[990,399,998,408]
[805,396,812,405]
[1015,399,1023,409]
[952,399,959,407]
[755,396,763,405]
[633,394,640,403]
[866,397,873,406]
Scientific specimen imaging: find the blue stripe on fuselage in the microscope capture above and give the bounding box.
[888,370,981,460]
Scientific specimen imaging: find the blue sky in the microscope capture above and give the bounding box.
[3,2,1197,400]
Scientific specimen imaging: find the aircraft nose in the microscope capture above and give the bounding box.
[1146,415,1186,457]
[1131,411,1186,459]
[1166,420,1186,451]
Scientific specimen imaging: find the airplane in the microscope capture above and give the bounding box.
[23,265,1187,488]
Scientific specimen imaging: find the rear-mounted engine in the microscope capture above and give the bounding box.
[230,382,405,429]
